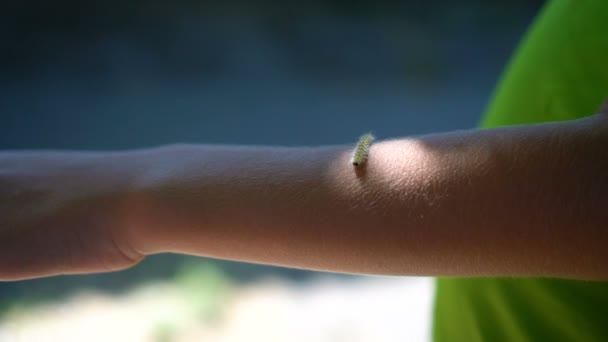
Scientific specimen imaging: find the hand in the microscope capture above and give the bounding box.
[0,151,143,281]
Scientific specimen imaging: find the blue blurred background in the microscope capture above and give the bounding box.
[0,1,543,340]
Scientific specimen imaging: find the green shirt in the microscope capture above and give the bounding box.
[433,1,608,341]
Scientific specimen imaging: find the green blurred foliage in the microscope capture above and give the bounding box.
[173,261,232,322]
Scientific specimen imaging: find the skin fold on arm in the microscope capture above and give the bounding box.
[1,107,607,281]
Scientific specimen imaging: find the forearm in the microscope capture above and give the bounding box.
[123,115,608,279]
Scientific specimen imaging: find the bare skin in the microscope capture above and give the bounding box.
[1,103,607,281]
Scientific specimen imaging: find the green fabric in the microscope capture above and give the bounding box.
[433,1,608,341]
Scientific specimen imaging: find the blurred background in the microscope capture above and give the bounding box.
[1,1,543,341]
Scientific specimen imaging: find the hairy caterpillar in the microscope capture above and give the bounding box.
[351,133,375,166]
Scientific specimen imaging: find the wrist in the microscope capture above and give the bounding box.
[116,145,193,256]
[84,150,150,261]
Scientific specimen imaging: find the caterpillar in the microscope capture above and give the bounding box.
[351,133,375,166]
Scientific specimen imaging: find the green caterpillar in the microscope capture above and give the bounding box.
[351,133,375,166]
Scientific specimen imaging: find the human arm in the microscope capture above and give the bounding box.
[2,106,607,281]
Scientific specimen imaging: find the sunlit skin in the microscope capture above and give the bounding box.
[1,103,607,281]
